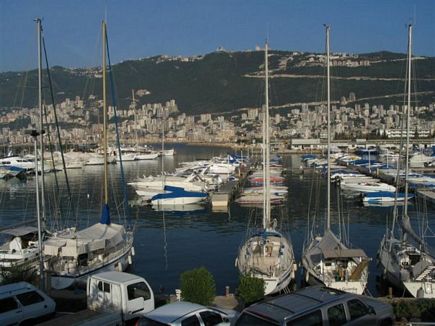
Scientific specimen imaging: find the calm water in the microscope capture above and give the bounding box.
[0,144,434,297]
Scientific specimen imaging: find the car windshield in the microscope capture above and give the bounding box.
[139,317,169,326]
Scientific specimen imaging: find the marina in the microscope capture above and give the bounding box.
[1,2,435,323]
[1,144,434,298]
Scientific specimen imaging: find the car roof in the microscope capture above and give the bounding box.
[146,301,210,324]
[245,286,350,321]
[92,272,142,284]
[0,282,37,299]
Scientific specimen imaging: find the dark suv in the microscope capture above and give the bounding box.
[233,286,393,325]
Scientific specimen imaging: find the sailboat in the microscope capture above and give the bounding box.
[0,19,46,284]
[301,26,369,295]
[377,24,435,298]
[235,42,296,295]
[43,21,134,290]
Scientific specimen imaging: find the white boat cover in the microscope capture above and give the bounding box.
[43,223,125,257]
[0,226,38,236]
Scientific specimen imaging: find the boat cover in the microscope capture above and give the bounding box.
[151,185,207,200]
[0,226,38,237]
[43,223,125,257]
[323,248,368,259]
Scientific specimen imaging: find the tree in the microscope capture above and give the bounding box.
[180,267,216,305]
[236,275,265,306]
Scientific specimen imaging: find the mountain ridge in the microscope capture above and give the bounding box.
[1,50,434,115]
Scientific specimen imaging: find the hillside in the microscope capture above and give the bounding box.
[1,50,435,114]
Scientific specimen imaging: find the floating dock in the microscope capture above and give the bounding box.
[417,189,435,206]
[211,166,250,210]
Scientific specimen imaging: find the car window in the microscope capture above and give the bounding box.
[200,310,224,326]
[181,315,201,326]
[287,310,322,326]
[128,282,151,301]
[16,291,44,306]
[138,317,168,326]
[0,297,18,313]
[348,299,370,320]
[328,304,347,326]
[235,313,279,326]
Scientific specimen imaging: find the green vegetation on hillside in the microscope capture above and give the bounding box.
[1,50,434,115]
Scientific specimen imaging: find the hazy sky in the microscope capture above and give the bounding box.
[1,0,434,71]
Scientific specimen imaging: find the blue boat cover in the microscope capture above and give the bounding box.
[364,191,413,198]
[151,185,207,201]
[5,166,25,173]
[100,203,111,225]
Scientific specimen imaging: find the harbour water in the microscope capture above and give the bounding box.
[0,144,434,297]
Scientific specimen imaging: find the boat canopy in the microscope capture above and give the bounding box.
[151,186,207,200]
[43,223,125,257]
[323,248,368,259]
[0,226,38,237]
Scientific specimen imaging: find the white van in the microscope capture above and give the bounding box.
[0,282,56,325]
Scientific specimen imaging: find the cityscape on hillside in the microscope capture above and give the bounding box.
[1,47,434,152]
[0,90,433,150]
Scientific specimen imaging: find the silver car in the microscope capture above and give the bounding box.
[139,301,236,326]
[0,282,56,325]
[233,286,394,325]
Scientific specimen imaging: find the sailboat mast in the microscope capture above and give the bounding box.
[132,89,138,146]
[37,19,46,230]
[102,21,108,204]
[266,44,271,228]
[264,41,271,229]
[404,24,412,218]
[326,25,331,231]
[35,17,45,290]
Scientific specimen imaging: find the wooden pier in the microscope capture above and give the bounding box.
[417,189,435,206]
[211,166,250,210]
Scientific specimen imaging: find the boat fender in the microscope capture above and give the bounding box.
[417,287,425,298]
[131,246,136,256]
[128,255,133,265]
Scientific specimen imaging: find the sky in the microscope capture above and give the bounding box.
[0,0,434,72]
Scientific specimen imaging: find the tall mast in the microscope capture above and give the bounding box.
[37,18,46,230]
[102,21,108,205]
[326,25,331,231]
[404,24,412,218]
[35,18,45,290]
[264,41,271,229]
[132,89,138,146]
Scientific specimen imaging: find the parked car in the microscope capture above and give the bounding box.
[233,285,394,325]
[139,301,236,326]
[0,281,56,325]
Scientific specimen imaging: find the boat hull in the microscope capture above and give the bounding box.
[151,196,206,205]
[49,246,133,290]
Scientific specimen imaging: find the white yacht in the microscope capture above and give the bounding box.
[43,21,134,290]
[236,42,296,295]
[377,25,435,298]
[0,156,35,171]
[302,26,369,295]
[0,227,40,279]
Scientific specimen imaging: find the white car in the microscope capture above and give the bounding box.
[0,282,56,325]
[139,301,235,326]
